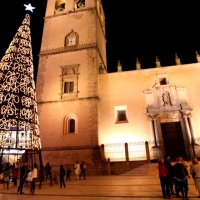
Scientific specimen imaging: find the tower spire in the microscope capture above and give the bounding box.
[117,60,122,72]
[175,53,181,65]
[136,58,141,70]
[155,56,161,68]
[196,51,200,63]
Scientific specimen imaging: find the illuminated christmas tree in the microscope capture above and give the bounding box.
[0,12,41,162]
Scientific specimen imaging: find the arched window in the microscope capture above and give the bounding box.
[55,0,65,13]
[69,119,75,133]
[63,114,78,135]
[75,0,85,9]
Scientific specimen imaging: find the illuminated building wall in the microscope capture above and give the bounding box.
[36,0,200,164]
[99,63,200,147]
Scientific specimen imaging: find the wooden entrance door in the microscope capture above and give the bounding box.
[161,121,187,160]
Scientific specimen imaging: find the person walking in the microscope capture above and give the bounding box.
[173,156,189,199]
[30,163,38,194]
[80,161,86,180]
[66,166,71,181]
[164,155,175,195]
[59,165,66,188]
[17,161,28,194]
[158,158,171,199]
[190,157,200,197]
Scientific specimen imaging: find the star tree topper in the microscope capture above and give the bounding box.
[24,3,35,12]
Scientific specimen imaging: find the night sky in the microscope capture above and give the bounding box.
[0,1,200,76]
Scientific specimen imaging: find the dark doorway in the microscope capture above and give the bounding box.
[161,121,187,160]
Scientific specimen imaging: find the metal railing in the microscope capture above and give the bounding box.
[103,138,200,162]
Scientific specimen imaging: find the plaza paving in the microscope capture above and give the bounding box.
[0,163,199,200]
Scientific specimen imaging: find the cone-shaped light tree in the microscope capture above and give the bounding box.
[0,13,41,154]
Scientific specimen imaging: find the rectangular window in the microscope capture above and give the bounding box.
[117,110,127,121]
[64,82,74,93]
[159,78,167,85]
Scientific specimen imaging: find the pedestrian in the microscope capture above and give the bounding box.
[80,161,86,180]
[17,161,28,194]
[12,165,19,187]
[59,165,66,188]
[45,162,52,185]
[190,157,200,197]
[74,161,80,180]
[182,159,190,196]
[158,158,171,199]
[3,165,10,189]
[173,156,189,199]
[30,163,38,194]
[164,155,175,195]
[39,165,44,189]
[66,166,71,181]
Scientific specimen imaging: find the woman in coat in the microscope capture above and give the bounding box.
[74,161,80,180]
[30,163,38,194]
[158,158,171,199]
[190,157,200,197]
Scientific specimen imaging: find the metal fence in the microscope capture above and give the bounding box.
[104,138,200,162]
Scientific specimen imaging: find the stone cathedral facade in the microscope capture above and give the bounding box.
[36,0,200,172]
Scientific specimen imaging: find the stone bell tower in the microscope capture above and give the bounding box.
[36,0,107,169]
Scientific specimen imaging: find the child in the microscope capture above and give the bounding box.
[52,172,58,184]
[3,166,10,189]
[66,167,71,181]
[25,169,33,187]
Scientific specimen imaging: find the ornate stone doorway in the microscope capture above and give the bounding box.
[161,121,187,159]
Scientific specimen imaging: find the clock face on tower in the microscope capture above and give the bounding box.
[68,38,75,46]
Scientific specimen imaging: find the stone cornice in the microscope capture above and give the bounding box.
[41,145,99,151]
[44,7,96,19]
[37,96,100,105]
[39,42,97,56]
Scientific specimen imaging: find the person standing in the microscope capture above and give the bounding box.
[12,165,19,187]
[45,162,52,185]
[30,163,38,194]
[190,157,200,197]
[173,156,189,199]
[59,165,66,188]
[17,161,28,194]
[158,158,171,199]
[80,161,86,180]
[3,165,10,189]
[66,166,71,181]
[164,155,175,195]
[74,161,80,180]
[39,165,44,189]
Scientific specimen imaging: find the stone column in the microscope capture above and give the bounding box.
[145,141,151,163]
[188,116,196,140]
[100,144,106,161]
[148,118,158,147]
[183,116,191,142]
[125,143,129,166]
[107,158,111,175]
[187,116,196,157]
[153,118,159,146]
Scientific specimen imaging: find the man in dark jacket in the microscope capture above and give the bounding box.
[164,155,175,195]
[45,162,52,185]
[80,161,86,180]
[173,156,189,199]
[17,161,28,194]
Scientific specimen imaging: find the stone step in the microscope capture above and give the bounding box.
[120,161,193,176]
